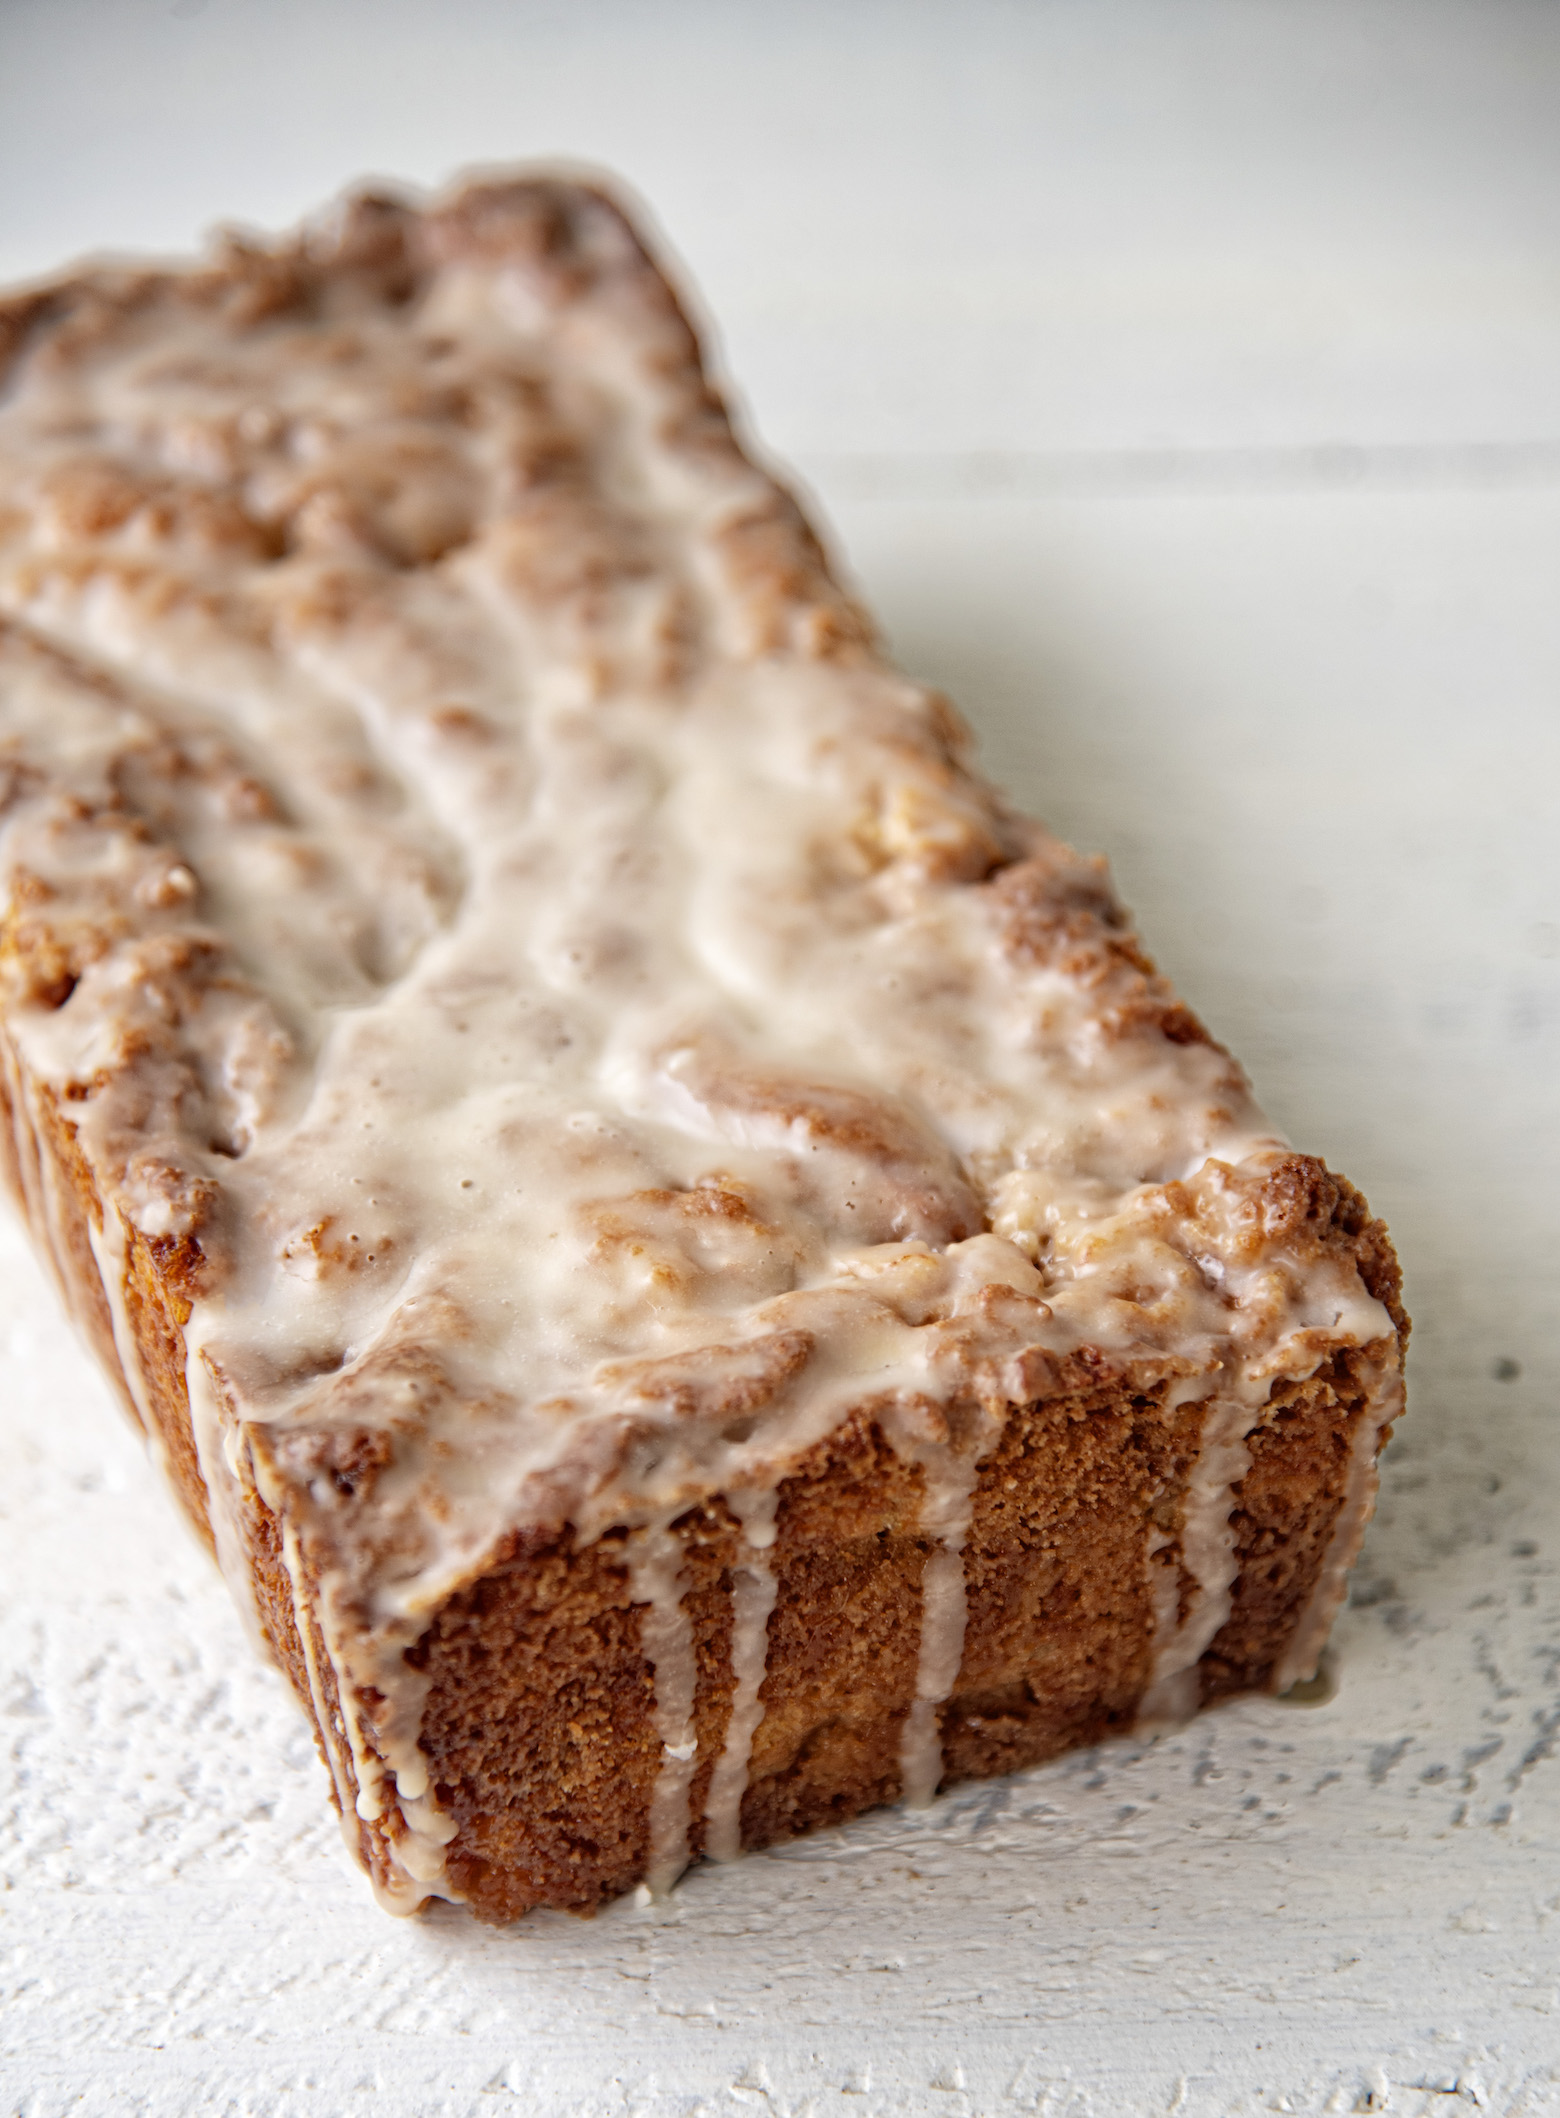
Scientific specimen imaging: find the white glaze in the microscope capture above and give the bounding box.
[0,177,1403,1909]
[704,1485,779,1863]
[1137,1393,1263,1729]
[888,1407,995,1808]
[626,1514,701,1897]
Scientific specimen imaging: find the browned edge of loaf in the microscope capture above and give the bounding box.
[1,1017,1407,1921]
[0,172,1410,1921]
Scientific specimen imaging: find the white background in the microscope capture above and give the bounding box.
[3,4,1560,2112]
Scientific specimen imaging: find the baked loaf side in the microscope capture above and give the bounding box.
[0,174,1406,1920]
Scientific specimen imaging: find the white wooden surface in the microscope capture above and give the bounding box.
[4,5,1560,2112]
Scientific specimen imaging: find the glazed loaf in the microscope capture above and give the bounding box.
[0,173,1405,1921]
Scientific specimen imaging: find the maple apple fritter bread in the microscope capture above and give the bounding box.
[0,171,1405,1921]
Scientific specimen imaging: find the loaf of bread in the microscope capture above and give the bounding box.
[0,172,1405,1921]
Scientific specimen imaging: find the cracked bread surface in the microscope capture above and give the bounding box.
[0,170,1405,1919]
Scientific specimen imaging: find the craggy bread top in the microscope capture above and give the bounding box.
[0,175,1397,1661]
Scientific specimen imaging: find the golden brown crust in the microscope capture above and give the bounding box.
[1204,1347,1395,1697]
[0,1029,213,1541]
[988,848,1223,1052]
[398,1353,1391,1924]
[5,1048,126,1395]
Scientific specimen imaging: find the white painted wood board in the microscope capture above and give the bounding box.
[2,5,1559,2112]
